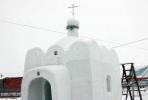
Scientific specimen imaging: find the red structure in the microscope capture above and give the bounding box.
[0,77,22,98]
[3,77,22,92]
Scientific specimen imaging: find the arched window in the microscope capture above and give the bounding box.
[106,75,111,92]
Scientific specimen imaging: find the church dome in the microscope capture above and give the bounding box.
[66,18,79,37]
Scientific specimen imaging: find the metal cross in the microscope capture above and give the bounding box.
[68,3,79,18]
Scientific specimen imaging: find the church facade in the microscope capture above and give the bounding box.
[21,18,122,100]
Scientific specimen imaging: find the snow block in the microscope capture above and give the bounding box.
[22,19,122,100]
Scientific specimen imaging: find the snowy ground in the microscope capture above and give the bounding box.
[0,93,148,100]
[122,90,148,100]
[0,97,148,100]
[0,98,20,100]
[122,95,148,100]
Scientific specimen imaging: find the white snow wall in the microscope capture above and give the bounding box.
[21,36,122,100]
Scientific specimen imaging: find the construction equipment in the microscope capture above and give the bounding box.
[121,63,142,100]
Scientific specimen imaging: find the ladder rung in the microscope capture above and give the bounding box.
[122,77,132,79]
[130,89,145,91]
[125,69,131,71]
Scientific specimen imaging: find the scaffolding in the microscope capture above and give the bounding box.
[121,63,142,100]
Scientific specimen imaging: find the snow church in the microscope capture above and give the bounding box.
[21,18,122,100]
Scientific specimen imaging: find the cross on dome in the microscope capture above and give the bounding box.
[68,3,79,18]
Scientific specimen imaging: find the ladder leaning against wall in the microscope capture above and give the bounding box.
[121,63,142,100]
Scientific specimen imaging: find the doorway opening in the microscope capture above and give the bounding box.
[28,77,52,100]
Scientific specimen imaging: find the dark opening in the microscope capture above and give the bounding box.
[37,71,40,76]
[54,51,58,55]
[44,81,52,100]
[28,78,52,100]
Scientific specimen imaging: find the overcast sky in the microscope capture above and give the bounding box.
[0,0,148,76]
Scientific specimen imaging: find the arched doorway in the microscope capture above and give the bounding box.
[28,77,52,100]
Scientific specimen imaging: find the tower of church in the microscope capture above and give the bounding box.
[21,4,122,100]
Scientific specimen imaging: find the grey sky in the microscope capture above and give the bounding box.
[0,0,148,76]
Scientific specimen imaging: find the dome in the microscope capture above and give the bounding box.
[67,18,79,29]
[66,18,79,37]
